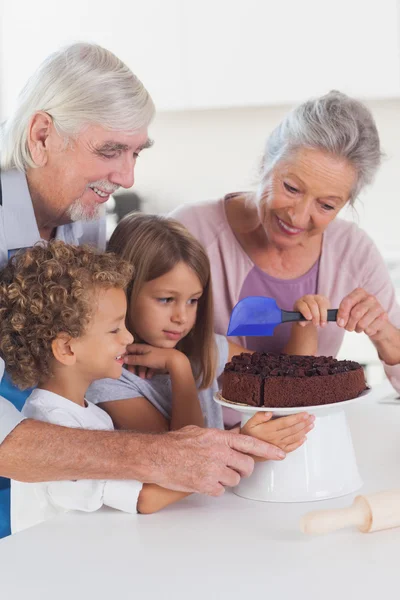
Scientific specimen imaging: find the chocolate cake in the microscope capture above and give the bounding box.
[222,352,367,408]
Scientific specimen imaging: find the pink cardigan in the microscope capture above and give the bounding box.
[171,197,400,393]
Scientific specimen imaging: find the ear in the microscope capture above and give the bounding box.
[27,111,55,167]
[51,333,76,367]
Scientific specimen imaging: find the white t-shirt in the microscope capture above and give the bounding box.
[11,389,142,533]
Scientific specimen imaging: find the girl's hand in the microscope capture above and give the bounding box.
[337,288,390,340]
[294,294,331,328]
[241,411,315,454]
[123,343,185,372]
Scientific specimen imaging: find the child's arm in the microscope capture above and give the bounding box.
[283,322,318,355]
[169,355,204,430]
[137,484,190,514]
[240,411,315,460]
[99,397,169,432]
[227,340,254,360]
[137,409,316,514]
[126,344,204,430]
[44,460,191,516]
[283,294,331,355]
[33,409,188,516]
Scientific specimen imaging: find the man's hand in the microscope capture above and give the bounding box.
[144,425,286,496]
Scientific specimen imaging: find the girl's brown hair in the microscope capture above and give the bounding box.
[108,213,216,389]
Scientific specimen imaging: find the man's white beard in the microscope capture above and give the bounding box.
[67,181,119,222]
[67,198,103,222]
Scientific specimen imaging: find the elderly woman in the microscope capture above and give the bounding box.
[171,91,400,400]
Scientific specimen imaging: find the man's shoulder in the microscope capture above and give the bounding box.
[58,215,107,251]
[77,216,107,251]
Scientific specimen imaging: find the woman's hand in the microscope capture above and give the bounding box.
[123,343,185,373]
[336,288,400,365]
[240,411,315,455]
[294,294,331,327]
[336,288,390,340]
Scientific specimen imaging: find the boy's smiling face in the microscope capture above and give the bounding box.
[71,287,133,382]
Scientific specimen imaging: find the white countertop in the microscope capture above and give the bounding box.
[1,381,399,600]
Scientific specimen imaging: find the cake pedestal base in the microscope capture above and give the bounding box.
[214,392,368,503]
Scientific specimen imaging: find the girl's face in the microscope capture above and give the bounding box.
[259,147,357,249]
[132,261,204,348]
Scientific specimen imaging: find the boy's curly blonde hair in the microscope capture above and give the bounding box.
[0,241,133,389]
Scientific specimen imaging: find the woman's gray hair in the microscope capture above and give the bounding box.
[0,43,155,171]
[258,90,382,203]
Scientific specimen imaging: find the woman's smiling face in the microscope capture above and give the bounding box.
[258,147,358,249]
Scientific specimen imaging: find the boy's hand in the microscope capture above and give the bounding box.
[241,411,315,454]
[124,343,186,373]
[294,294,331,328]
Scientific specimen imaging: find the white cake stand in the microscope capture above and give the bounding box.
[214,390,370,503]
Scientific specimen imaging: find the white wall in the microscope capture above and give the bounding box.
[1,0,399,113]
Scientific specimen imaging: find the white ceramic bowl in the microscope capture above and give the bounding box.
[214,390,370,503]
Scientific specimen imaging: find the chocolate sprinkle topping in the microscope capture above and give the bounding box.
[225,352,361,378]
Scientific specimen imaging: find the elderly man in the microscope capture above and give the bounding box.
[0,43,282,537]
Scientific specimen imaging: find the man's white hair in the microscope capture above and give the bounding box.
[0,42,155,171]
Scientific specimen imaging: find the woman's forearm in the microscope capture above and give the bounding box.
[372,323,400,366]
[169,356,204,430]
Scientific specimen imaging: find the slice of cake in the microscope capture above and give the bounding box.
[222,352,367,408]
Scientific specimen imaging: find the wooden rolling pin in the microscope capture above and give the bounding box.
[300,490,400,535]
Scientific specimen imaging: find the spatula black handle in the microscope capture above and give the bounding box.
[282,309,338,323]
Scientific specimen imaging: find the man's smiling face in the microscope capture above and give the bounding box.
[28,120,152,226]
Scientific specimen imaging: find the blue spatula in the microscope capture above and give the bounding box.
[227,296,338,337]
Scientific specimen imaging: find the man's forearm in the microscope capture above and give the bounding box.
[0,417,284,497]
[0,419,161,483]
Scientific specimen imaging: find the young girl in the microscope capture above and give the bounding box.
[86,213,316,454]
